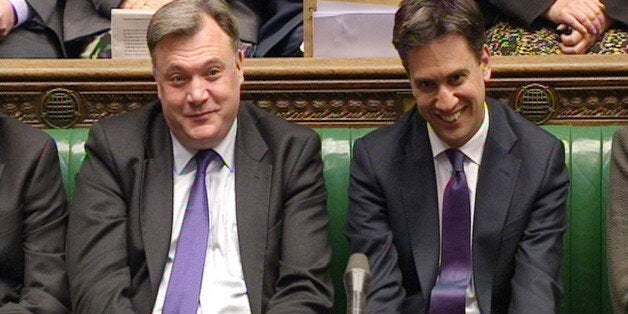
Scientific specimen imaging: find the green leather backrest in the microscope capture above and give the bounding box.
[545,125,618,314]
[46,128,89,200]
[46,125,618,313]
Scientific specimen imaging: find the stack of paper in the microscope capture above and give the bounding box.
[111,9,156,59]
[313,0,398,58]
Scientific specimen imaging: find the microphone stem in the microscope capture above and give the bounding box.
[348,290,367,314]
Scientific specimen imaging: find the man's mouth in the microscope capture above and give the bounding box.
[440,110,462,122]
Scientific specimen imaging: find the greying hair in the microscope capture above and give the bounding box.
[147,0,241,62]
[392,0,485,68]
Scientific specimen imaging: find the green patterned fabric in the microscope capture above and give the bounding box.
[486,21,628,55]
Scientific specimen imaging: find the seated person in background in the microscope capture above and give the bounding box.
[345,0,569,312]
[0,0,65,58]
[66,0,333,312]
[63,0,302,58]
[608,126,628,314]
[480,0,627,54]
[63,0,171,58]
[0,114,69,312]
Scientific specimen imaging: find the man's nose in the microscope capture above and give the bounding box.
[434,86,459,111]
[186,76,209,105]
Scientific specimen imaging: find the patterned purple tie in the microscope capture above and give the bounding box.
[163,149,217,314]
[429,149,472,314]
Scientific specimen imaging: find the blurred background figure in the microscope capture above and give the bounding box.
[0,0,64,58]
[63,0,303,58]
[479,0,627,55]
[608,126,628,314]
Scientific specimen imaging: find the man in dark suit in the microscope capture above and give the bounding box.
[0,115,69,312]
[0,0,64,58]
[63,0,302,58]
[345,0,569,313]
[66,0,333,312]
[608,126,628,314]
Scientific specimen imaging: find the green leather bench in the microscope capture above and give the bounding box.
[47,124,618,313]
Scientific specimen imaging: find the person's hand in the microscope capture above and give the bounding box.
[0,0,16,40]
[558,14,614,54]
[120,0,172,10]
[545,0,605,37]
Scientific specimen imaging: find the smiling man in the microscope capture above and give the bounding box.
[65,0,333,312]
[345,0,569,313]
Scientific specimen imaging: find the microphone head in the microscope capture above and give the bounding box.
[344,253,371,313]
[345,253,370,276]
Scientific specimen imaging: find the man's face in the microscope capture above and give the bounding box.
[405,34,491,148]
[153,16,244,150]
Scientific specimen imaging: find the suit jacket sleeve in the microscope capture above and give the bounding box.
[508,139,569,313]
[482,0,554,26]
[66,123,136,313]
[0,138,70,313]
[345,138,405,313]
[87,0,123,19]
[608,126,628,314]
[266,132,334,313]
[254,0,303,57]
[605,0,628,26]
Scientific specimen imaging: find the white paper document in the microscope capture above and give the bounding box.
[111,9,156,59]
[313,1,398,58]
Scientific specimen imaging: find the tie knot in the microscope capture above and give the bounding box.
[445,149,465,172]
[195,149,218,174]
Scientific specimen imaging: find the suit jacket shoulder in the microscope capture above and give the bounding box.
[0,115,69,313]
[238,102,318,143]
[486,97,562,152]
[0,115,54,149]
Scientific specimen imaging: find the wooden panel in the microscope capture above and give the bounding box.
[0,55,626,129]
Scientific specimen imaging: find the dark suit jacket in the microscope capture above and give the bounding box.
[608,126,628,314]
[346,99,569,313]
[66,101,333,313]
[0,116,69,313]
[62,0,116,45]
[0,0,64,58]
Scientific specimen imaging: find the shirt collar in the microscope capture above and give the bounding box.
[172,119,237,174]
[428,103,490,166]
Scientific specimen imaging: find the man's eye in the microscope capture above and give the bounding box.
[170,74,186,84]
[449,73,466,85]
[417,81,436,91]
[207,68,221,78]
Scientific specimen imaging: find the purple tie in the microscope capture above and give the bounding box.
[163,149,217,314]
[429,149,472,314]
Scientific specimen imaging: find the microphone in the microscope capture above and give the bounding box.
[344,253,371,314]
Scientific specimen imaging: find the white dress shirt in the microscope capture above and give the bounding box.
[427,104,489,314]
[7,0,30,27]
[153,120,252,314]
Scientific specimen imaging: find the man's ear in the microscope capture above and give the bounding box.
[236,50,244,83]
[153,68,163,100]
[481,45,492,82]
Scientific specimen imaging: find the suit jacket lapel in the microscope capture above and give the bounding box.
[234,106,271,314]
[138,114,175,301]
[398,111,440,302]
[472,103,520,312]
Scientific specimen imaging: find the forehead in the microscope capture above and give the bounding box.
[405,34,478,77]
[154,17,234,69]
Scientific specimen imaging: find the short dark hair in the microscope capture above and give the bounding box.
[147,0,241,63]
[392,0,485,68]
